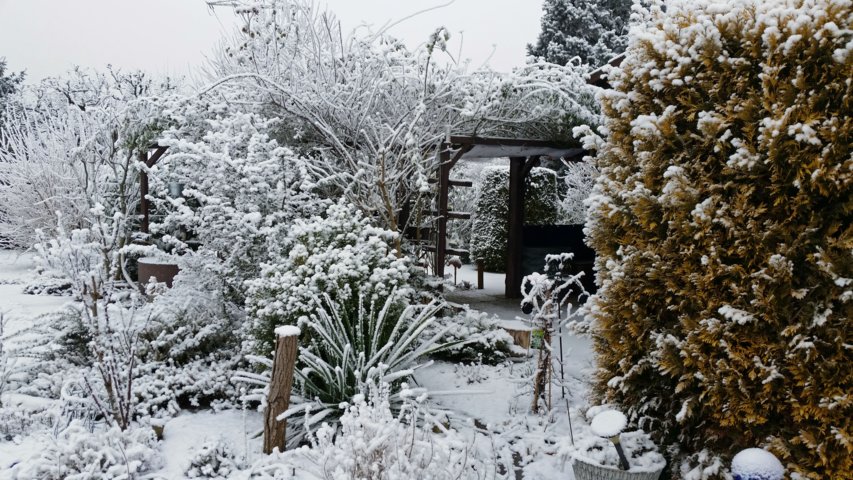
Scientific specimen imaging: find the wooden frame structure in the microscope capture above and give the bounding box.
[432,136,585,298]
[138,145,169,235]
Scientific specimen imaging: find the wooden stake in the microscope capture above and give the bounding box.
[263,327,300,454]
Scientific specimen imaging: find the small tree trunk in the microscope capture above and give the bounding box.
[263,329,299,454]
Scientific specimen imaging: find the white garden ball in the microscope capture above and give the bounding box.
[590,409,627,438]
[731,448,784,480]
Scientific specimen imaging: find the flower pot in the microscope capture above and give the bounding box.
[572,457,664,480]
[137,257,180,288]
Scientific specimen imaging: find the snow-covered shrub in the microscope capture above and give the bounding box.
[238,292,457,448]
[0,67,175,249]
[429,308,517,364]
[585,1,852,478]
[9,420,161,480]
[0,406,54,440]
[247,381,501,480]
[131,253,245,417]
[558,159,599,224]
[151,110,327,301]
[133,355,241,419]
[302,381,494,480]
[246,202,413,355]
[139,252,242,363]
[34,216,153,430]
[470,167,559,272]
[185,438,241,479]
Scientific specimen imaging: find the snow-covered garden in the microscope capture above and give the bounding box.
[0,0,850,479]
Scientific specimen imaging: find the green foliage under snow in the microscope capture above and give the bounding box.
[585,1,852,478]
[470,166,559,272]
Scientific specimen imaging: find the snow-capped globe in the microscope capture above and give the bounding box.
[590,409,627,438]
[731,448,784,480]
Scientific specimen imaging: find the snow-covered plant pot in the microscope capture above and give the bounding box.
[571,409,665,480]
[731,449,784,480]
[137,256,180,288]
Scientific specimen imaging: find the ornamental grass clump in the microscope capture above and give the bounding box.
[237,291,461,448]
[585,0,852,478]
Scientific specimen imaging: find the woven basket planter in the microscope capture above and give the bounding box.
[572,457,664,480]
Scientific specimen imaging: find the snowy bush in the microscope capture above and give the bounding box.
[151,110,327,300]
[429,308,517,365]
[185,438,241,479]
[9,420,161,480]
[247,381,502,480]
[470,166,559,272]
[0,67,175,249]
[246,202,413,355]
[0,312,10,405]
[34,216,153,430]
[303,382,494,480]
[558,159,599,225]
[131,253,245,417]
[585,1,853,478]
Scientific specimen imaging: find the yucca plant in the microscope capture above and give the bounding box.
[238,290,464,448]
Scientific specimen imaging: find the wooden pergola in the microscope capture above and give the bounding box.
[138,144,169,235]
[432,136,585,298]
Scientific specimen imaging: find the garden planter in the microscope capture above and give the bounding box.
[137,257,180,288]
[572,457,664,480]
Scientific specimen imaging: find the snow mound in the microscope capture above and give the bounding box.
[590,409,627,437]
[274,325,301,337]
[731,448,784,480]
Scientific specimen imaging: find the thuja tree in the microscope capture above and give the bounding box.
[471,167,558,272]
[585,1,852,479]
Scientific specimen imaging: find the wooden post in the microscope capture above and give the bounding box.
[476,257,484,290]
[138,146,168,236]
[435,148,451,279]
[138,151,150,234]
[505,157,526,298]
[263,326,300,454]
[505,157,539,298]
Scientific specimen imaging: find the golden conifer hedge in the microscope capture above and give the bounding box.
[585,1,852,478]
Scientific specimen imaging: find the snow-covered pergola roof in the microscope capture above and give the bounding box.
[448,135,585,161]
[587,53,626,89]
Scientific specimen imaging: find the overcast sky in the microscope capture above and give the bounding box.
[0,0,545,83]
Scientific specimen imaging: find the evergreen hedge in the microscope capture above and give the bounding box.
[586,1,852,478]
[471,166,558,271]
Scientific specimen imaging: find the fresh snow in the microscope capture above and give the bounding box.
[590,409,627,437]
[274,325,301,337]
[731,448,784,480]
